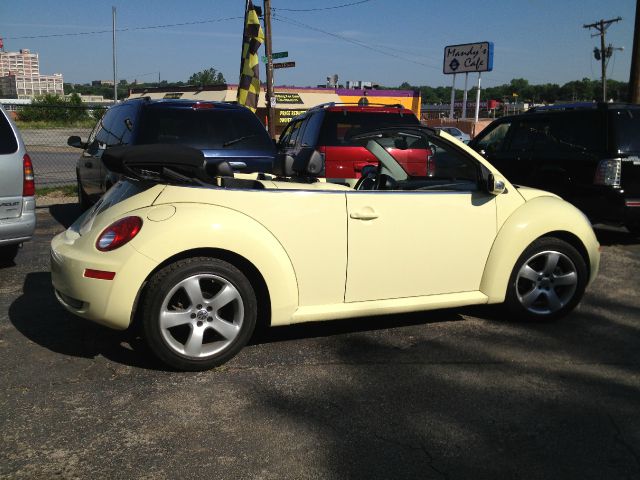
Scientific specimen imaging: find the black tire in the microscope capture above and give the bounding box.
[0,243,20,265]
[142,257,257,371]
[77,176,91,212]
[504,237,588,322]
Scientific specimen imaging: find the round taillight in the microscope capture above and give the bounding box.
[96,216,143,252]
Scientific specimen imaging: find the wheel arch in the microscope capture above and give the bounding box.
[132,247,271,332]
[481,196,599,303]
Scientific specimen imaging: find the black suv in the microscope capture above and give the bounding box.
[69,98,275,208]
[469,103,640,234]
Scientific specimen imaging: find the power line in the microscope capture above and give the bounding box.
[272,0,373,12]
[272,14,440,69]
[3,16,242,40]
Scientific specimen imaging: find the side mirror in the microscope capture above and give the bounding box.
[67,135,87,149]
[487,173,506,195]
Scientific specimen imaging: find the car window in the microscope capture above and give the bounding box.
[0,110,18,155]
[93,106,122,147]
[287,120,303,147]
[318,111,419,146]
[506,114,603,156]
[299,112,323,147]
[372,131,479,192]
[136,107,273,150]
[474,122,511,154]
[611,108,640,153]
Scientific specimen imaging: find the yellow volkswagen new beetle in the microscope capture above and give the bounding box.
[50,126,600,371]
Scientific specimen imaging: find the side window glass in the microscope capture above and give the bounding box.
[505,121,539,153]
[286,120,303,147]
[476,122,511,154]
[278,123,294,147]
[426,138,479,187]
[300,112,323,147]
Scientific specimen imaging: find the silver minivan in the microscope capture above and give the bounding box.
[0,104,35,264]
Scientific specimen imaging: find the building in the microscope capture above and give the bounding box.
[0,49,39,77]
[127,84,421,136]
[0,73,64,99]
[0,48,64,99]
[91,80,115,86]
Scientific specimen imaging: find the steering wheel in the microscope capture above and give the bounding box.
[354,171,376,190]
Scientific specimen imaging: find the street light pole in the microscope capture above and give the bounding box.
[112,6,117,103]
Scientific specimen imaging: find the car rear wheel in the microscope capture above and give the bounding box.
[504,237,587,321]
[142,257,257,371]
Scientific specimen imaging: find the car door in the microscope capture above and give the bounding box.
[345,135,497,302]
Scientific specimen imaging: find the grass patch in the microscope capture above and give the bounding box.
[36,185,77,197]
[15,120,96,130]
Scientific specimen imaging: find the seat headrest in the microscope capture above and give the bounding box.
[273,153,295,176]
[204,159,234,178]
[292,149,324,177]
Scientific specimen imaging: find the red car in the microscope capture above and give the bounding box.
[276,103,427,178]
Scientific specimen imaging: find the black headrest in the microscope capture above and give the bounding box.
[293,149,324,177]
[273,152,295,176]
[205,160,234,178]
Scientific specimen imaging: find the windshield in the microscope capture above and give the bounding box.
[137,107,273,151]
[354,128,480,191]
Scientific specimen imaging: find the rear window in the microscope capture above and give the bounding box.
[318,111,419,146]
[0,110,18,155]
[611,108,640,153]
[137,107,273,151]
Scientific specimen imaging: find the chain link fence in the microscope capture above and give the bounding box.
[6,103,108,189]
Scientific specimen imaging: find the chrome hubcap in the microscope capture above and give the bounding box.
[516,250,578,315]
[159,274,244,358]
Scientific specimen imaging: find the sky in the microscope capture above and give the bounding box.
[0,0,636,89]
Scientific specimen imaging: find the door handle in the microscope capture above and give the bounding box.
[84,161,93,168]
[350,209,379,220]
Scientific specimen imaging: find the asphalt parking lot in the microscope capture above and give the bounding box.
[1,198,639,480]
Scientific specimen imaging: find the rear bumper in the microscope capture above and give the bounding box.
[0,197,35,246]
[50,229,157,330]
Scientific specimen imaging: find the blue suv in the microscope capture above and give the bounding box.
[69,98,275,209]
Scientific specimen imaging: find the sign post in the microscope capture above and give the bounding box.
[443,41,493,120]
[449,74,456,119]
[462,72,469,118]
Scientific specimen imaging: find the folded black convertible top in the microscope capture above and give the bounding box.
[102,144,233,182]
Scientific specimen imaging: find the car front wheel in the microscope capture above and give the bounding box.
[142,257,257,371]
[504,237,588,321]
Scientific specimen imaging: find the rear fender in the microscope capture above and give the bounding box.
[129,203,299,326]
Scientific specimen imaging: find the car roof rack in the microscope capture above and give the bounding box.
[308,102,407,111]
[527,102,638,113]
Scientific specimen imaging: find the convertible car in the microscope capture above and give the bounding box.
[50,126,600,371]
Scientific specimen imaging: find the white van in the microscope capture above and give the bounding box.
[0,104,35,264]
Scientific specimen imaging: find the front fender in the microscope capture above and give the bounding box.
[129,203,299,326]
[480,196,600,303]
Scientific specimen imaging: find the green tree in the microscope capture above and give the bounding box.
[188,67,226,86]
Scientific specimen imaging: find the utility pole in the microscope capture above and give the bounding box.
[629,0,640,103]
[583,16,622,102]
[263,0,275,137]
[112,6,117,103]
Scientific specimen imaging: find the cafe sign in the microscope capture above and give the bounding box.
[443,42,494,74]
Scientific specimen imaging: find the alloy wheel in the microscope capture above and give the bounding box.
[515,250,578,315]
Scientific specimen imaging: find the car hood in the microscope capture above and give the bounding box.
[515,185,560,202]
